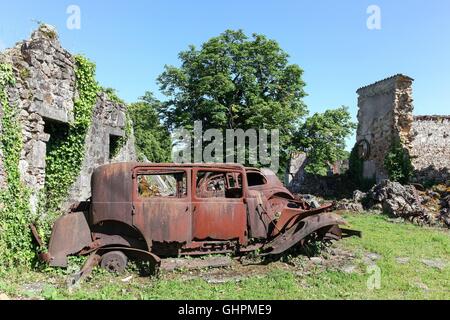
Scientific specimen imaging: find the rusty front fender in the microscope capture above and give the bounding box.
[271,202,335,237]
[261,212,347,255]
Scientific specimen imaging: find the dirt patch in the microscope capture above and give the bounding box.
[160,256,233,272]
[157,242,361,283]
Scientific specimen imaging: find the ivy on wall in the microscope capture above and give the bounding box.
[39,55,100,238]
[384,140,413,184]
[0,55,130,270]
[0,63,35,270]
[348,144,376,191]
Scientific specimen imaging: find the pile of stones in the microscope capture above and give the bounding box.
[336,180,447,227]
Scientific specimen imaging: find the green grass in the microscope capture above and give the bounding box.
[0,213,449,300]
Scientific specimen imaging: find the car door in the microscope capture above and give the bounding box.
[132,167,192,245]
[191,168,247,245]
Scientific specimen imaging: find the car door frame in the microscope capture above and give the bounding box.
[191,167,248,245]
[131,166,193,247]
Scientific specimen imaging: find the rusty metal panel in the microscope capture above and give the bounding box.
[91,162,135,226]
[191,199,247,242]
[135,200,193,243]
[191,168,247,244]
[48,212,92,267]
[246,167,295,200]
[132,167,192,244]
[261,212,347,255]
[246,190,272,239]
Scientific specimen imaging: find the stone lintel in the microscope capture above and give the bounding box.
[107,126,125,137]
[38,105,74,124]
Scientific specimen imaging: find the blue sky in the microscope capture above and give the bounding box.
[1,0,449,148]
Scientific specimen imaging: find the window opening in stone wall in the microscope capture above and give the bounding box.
[43,117,70,159]
[109,134,121,160]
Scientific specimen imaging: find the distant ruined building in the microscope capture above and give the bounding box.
[0,25,136,211]
[288,74,450,193]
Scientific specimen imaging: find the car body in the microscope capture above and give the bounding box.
[33,162,353,277]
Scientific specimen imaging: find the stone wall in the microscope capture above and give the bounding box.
[0,25,136,211]
[285,152,307,192]
[355,74,449,185]
[410,116,450,183]
[286,152,350,196]
[355,74,414,182]
[66,92,137,205]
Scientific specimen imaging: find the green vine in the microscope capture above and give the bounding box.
[0,63,34,270]
[348,144,376,191]
[384,140,413,184]
[103,87,125,105]
[39,55,100,239]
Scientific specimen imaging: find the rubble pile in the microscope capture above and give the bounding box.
[296,179,450,228]
[333,180,450,228]
[419,182,450,227]
[364,180,432,225]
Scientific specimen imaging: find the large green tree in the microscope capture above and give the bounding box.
[157,30,308,168]
[156,30,355,174]
[295,106,356,175]
[128,92,172,162]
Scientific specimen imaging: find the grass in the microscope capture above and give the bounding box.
[0,213,449,300]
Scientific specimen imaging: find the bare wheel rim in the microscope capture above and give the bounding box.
[100,250,128,273]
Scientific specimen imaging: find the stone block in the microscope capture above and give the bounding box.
[29,140,46,169]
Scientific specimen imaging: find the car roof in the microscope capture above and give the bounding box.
[96,162,247,172]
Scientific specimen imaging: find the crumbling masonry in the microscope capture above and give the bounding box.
[0,25,136,211]
[356,74,450,183]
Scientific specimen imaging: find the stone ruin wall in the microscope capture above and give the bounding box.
[285,152,307,192]
[355,74,414,182]
[356,74,449,184]
[65,92,137,206]
[410,116,450,183]
[0,25,136,211]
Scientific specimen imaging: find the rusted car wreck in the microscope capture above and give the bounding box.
[32,162,358,282]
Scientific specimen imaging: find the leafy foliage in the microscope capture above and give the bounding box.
[128,92,171,162]
[39,55,99,239]
[157,30,307,168]
[295,106,356,175]
[102,87,125,105]
[384,140,413,184]
[348,143,375,191]
[0,63,35,270]
[348,143,363,180]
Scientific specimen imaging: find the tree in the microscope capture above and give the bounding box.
[157,30,307,168]
[295,106,356,176]
[128,92,172,162]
